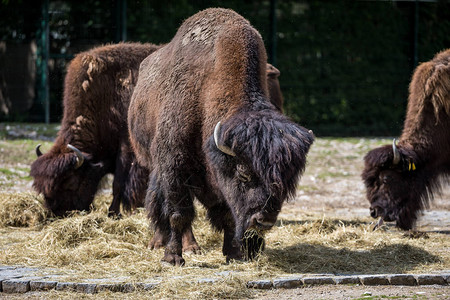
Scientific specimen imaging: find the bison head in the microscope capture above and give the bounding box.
[362,139,430,230]
[30,144,106,216]
[207,108,314,259]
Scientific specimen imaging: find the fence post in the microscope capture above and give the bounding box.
[37,0,50,124]
[269,0,277,66]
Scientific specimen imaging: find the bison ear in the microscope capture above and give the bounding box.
[266,63,280,78]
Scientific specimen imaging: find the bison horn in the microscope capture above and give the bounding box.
[392,138,401,165]
[214,121,236,157]
[35,144,43,157]
[67,144,85,169]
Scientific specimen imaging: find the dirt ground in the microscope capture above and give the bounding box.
[281,138,450,232]
[255,284,449,299]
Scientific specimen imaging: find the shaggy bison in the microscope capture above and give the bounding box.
[29,42,284,219]
[30,42,160,217]
[362,49,450,230]
[128,8,313,265]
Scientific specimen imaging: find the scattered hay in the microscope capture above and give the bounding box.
[242,228,265,260]
[0,192,48,227]
[0,191,448,299]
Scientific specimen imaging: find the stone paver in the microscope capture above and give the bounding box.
[0,265,448,294]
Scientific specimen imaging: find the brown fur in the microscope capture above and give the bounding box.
[362,48,450,230]
[128,8,313,265]
[30,42,160,217]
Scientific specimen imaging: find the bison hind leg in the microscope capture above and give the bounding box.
[148,225,201,254]
[148,227,169,249]
[182,227,201,254]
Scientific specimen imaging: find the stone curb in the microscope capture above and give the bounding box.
[246,273,449,290]
[1,270,449,294]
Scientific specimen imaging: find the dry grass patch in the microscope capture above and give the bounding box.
[0,193,448,298]
[0,192,48,227]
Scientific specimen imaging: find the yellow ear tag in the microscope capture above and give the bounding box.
[412,162,416,171]
[409,162,412,171]
[409,161,416,171]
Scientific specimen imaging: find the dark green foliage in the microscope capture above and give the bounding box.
[0,0,449,135]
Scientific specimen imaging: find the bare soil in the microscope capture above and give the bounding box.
[256,284,449,299]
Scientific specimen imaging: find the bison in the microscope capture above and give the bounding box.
[362,48,450,230]
[128,8,314,266]
[29,41,286,253]
[30,42,160,217]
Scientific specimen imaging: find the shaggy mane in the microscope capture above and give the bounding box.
[409,48,450,123]
[223,103,314,199]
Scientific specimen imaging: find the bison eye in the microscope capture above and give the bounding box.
[381,175,391,184]
[237,164,251,183]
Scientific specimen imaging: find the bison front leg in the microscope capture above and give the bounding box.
[162,188,195,266]
[164,212,187,266]
[205,202,242,261]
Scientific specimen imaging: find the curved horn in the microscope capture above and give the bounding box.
[67,144,85,169]
[392,138,401,165]
[35,144,43,157]
[214,121,236,157]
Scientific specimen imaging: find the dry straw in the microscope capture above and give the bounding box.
[0,192,48,227]
[0,192,449,299]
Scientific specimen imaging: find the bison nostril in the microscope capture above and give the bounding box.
[250,213,276,229]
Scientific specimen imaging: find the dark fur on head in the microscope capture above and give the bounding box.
[210,104,312,201]
[31,147,106,216]
[207,104,313,250]
[362,48,450,230]
[362,144,439,230]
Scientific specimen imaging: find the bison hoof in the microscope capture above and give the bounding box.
[162,253,185,266]
[107,211,122,219]
[225,252,244,264]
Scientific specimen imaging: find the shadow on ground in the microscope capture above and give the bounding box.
[264,243,441,275]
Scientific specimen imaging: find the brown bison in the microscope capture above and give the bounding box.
[29,42,286,261]
[362,48,450,230]
[30,42,160,217]
[29,43,284,219]
[128,8,314,266]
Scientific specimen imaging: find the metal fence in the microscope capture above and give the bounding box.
[1,0,449,136]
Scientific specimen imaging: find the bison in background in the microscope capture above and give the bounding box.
[128,8,313,266]
[362,48,450,230]
[266,63,283,112]
[30,42,160,217]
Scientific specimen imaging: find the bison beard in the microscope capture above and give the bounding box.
[128,8,313,265]
[362,48,450,230]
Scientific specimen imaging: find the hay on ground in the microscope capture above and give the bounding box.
[0,192,48,227]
